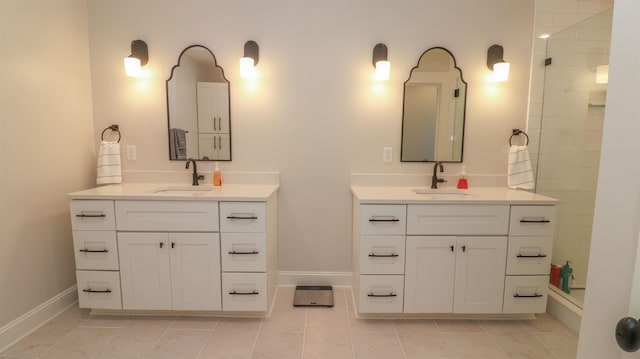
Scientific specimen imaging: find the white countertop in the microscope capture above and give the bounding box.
[67,183,279,201]
[351,186,558,205]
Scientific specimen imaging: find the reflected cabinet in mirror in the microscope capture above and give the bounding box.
[167,45,231,161]
[401,47,467,162]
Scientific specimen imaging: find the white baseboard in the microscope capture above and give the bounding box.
[278,271,352,287]
[547,287,582,335]
[0,285,78,353]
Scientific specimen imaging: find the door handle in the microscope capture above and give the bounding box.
[616,317,640,352]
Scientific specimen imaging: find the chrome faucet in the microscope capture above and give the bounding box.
[185,158,204,186]
[431,162,446,189]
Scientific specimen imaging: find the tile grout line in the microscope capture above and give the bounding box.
[248,318,265,358]
[300,308,309,359]
[390,321,408,359]
[36,310,91,358]
[345,288,357,359]
[193,319,220,359]
[87,321,127,359]
[140,316,177,358]
[478,321,511,359]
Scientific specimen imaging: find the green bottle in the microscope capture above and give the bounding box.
[560,261,573,294]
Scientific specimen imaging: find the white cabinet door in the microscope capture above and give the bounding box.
[169,233,221,311]
[118,232,172,310]
[197,82,229,134]
[454,236,507,313]
[404,236,456,313]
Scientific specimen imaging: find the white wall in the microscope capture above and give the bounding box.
[578,0,640,356]
[87,0,536,273]
[0,0,94,327]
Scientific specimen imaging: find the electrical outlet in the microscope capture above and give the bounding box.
[383,147,392,162]
[126,145,137,160]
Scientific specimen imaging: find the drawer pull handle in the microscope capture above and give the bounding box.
[227,215,258,220]
[76,213,106,218]
[82,288,112,293]
[519,219,550,223]
[367,293,397,298]
[368,218,399,222]
[461,245,466,252]
[368,253,399,258]
[513,293,543,298]
[228,250,259,255]
[516,254,547,258]
[79,249,109,253]
[229,290,259,295]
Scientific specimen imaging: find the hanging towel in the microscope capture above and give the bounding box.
[507,145,535,189]
[169,128,187,160]
[96,141,122,185]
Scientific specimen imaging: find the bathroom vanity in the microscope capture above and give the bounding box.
[68,182,278,316]
[351,185,557,318]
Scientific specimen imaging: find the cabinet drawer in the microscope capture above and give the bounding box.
[502,276,549,314]
[73,231,119,270]
[360,205,406,235]
[220,202,266,233]
[221,233,266,272]
[407,205,509,235]
[506,236,553,275]
[509,206,556,236]
[358,275,404,313]
[115,201,219,231]
[359,236,405,275]
[222,273,267,311]
[76,270,122,310]
[69,200,115,231]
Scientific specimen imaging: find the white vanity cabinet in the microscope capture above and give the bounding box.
[68,183,278,315]
[351,186,557,317]
[404,205,509,314]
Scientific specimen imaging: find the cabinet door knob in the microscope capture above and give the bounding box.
[159,242,164,248]
[450,245,454,252]
[461,245,466,252]
[171,242,176,249]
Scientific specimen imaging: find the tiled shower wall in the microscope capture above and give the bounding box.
[529,0,613,289]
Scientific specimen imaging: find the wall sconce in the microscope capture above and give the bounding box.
[487,44,510,82]
[123,40,148,77]
[240,40,259,78]
[372,43,390,81]
[596,65,609,84]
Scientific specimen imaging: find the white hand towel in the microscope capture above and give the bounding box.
[97,141,122,185]
[507,145,535,189]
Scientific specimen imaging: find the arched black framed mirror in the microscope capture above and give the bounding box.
[401,47,467,163]
[166,45,231,161]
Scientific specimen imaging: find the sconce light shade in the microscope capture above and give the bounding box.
[487,44,510,82]
[372,43,390,81]
[596,65,609,84]
[240,40,259,78]
[124,40,148,77]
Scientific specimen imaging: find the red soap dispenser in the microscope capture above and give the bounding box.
[457,165,468,189]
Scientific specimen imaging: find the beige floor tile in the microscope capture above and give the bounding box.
[306,306,349,329]
[535,332,578,359]
[271,286,296,312]
[492,332,555,358]
[444,333,508,358]
[303,326,353,359]
[198,318,262,359]
[144,328,211,359]
[2,306,90,356]
[351,332,404,359]
[349,318,396,334]
[479,320,530,335]
[83,315,131,328]
[91,317,174,359]
[331,287,348,308]
[171,316,219,330]
[393,319,440,336]
[251,330,304,359]
[436,319,484,333]
[39,327,118,359]
[398,333,458,359]
[521,314,572,333]
[261,308,307,333]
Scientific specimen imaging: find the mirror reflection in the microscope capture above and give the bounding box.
[401,47,466,162]
[167,45,231,161]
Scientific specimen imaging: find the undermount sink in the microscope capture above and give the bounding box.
[412,188,471,198]
[151,184,214,194]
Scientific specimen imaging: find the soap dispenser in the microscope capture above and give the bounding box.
[457,165,468,189]
[213,162,222,186]
[560,261,573,294]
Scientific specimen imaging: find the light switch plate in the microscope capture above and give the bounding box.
[383,147,392,162]
[126,145,137,160]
